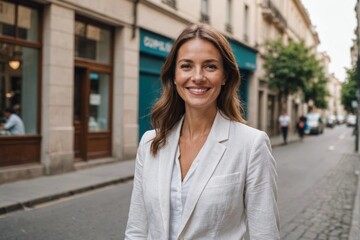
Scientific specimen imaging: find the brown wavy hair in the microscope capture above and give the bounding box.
[150,23,245,155]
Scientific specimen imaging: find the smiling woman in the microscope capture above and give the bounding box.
[125,24,280,240]
[174,38,225,113]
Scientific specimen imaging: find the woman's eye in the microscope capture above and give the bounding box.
[206,64,217,70]
[179,64,191,70]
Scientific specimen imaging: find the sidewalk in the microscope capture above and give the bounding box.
[0,133,299,215]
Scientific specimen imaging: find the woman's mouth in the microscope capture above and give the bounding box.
[187,87,209,94]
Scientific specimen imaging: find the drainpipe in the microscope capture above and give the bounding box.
[132,0,140,39]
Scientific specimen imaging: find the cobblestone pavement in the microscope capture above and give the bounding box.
[281,154,360,240]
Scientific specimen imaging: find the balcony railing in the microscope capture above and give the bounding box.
[243,33,249,42]
[162,0,176,9]
[225,23,233,33]
[200,13,210,24]
[262,0,287,31]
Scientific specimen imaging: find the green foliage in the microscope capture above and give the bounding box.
[303,71,330,109]
[263,39,328,109]
[341,65,358,113]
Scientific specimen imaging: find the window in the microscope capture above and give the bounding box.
[243,4,249,42]
[225,0,233,33]
[200,0,210,23]
[75,20,112,64]
[88,72,109,132]
[0,1,40,136]
[0,1,39,42]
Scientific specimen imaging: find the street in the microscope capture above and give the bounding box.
[277,125,359,239]
[0,125,358,240]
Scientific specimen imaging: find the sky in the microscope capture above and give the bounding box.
[302,0,357,81]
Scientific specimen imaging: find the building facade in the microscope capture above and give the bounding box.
[0,0,324,183]
[255,0,320,135]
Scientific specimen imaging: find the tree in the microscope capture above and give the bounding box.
[263,39,324,111]
[341,65,358,114]
[303,71,330,109]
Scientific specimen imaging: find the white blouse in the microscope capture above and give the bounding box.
[169,145,200,240]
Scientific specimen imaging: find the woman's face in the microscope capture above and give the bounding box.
[174,38,225,112]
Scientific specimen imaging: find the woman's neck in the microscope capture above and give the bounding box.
[181,108,217,140]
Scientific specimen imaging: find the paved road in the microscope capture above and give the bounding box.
[276,125,359,239]
[0,125,358,240]
[0,182,133,240]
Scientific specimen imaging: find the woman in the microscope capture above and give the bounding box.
[297,115,307,141]
[125,24,280,239]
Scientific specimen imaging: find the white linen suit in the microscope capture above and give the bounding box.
[125,112,280,240]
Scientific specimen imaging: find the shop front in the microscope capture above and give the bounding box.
[73,17,114,161]
[138,29,173,140]
[228,39,257,120]
[0,1,41,167]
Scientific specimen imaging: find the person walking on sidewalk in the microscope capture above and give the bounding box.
[296,115,307,141]
[278,110,290,145]
[125,24,280,240]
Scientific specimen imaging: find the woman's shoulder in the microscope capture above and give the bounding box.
[230,121,270,142]
[139,129,156,145]
[231,121,262,134]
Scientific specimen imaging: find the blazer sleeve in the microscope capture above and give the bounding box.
[244,131,280,239]
[125,132,149,239]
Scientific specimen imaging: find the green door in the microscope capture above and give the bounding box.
[138,54,164,140]
[138,72,162,140]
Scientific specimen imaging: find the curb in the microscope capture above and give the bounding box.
[0,176,133,216]
[349,167,360,240]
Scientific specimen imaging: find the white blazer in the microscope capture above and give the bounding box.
[125,112,280,240]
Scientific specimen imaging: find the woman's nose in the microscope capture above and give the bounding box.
[191,68,205,82]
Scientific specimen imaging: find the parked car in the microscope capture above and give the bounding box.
[346,114,356,127]
[326,115,336,128]
[336,114,345,124]
[306,113,325,134]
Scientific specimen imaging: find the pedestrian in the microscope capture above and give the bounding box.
[0,107,25,135]
[125,24,280,239]
[297,115,307,141]
[278,110,290,145]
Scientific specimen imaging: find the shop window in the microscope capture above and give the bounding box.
[0,1,40,137]
[0,43,39,135]
[75,20,111,64]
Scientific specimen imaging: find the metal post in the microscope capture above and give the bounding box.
[356,0,360,152]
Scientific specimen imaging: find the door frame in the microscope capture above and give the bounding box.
[74,60,113,161]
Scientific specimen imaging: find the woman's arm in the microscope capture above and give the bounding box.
[245,131,280,239]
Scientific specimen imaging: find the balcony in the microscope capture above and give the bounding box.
[225,23,233,33]
[243,33,249,42]
[200,13,210,24]
[162,0,176,9]
[262,0,287,32]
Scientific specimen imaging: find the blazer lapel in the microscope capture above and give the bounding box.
[177,112,230,238]
[158,117,183,237]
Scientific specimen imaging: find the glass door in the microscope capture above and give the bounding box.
[74,68,112,161]
[88,72,109,132]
